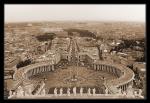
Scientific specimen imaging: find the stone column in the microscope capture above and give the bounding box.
[38,67,40,73]
[45,66,47,72]
[125,84,127,91]
[42,66,45,72]
[31,69,33,76]
[28,70,30,78]
[45,66,46,72]
[44,66,47,72]
[49,65,51,71]
[48,65,50,71]
[101,65,103,71]
[94,64,96,70]
[39,67,41,73]
[25,72,27,79]
[36,68,39,74]
[43,66,45,72]
[40,67,42,72]
[43,66,44,72]
[108,66,110,73]
[110,67,112,73]
[114,68,117,77]
[47,65,49,71]
[106,66,108,72]
[99,65,101,71]
[106,65,109,72]
[112,67,114,75]
[32,69,35,75]
[52,65,54,71]
[42,67,44,72]
[103,65,105,71]
[35,68,37,74]
[34,68,36,75]
[104,65,106,71]
[46,66,48,72]
[93,64,94,69]
[122,85,124,91]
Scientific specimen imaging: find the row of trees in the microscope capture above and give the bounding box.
[110,39,145,53]
[36,33,56,42]
[64,29,96,38]
[16,59,32,69]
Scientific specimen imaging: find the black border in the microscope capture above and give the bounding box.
[1,0,149,103]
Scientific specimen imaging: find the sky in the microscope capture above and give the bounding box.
[5,4,146,22]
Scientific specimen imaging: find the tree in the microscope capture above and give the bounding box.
[16,59,32,69]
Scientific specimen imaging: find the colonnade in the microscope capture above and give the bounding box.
[92,64,123,78]
[92,63,134,92]
[25,65,54,79]
[118,80,133,91]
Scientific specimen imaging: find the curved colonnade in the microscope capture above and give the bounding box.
[14,60,134,92]
[23,62,55,79]
[92,61,135,91]
[13,61,55,81]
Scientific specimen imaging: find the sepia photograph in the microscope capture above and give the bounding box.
[4,4,146,99]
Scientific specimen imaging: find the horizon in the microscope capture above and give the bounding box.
[5,20,145,24]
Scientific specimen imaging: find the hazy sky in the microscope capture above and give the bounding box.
[5,4,145,22]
